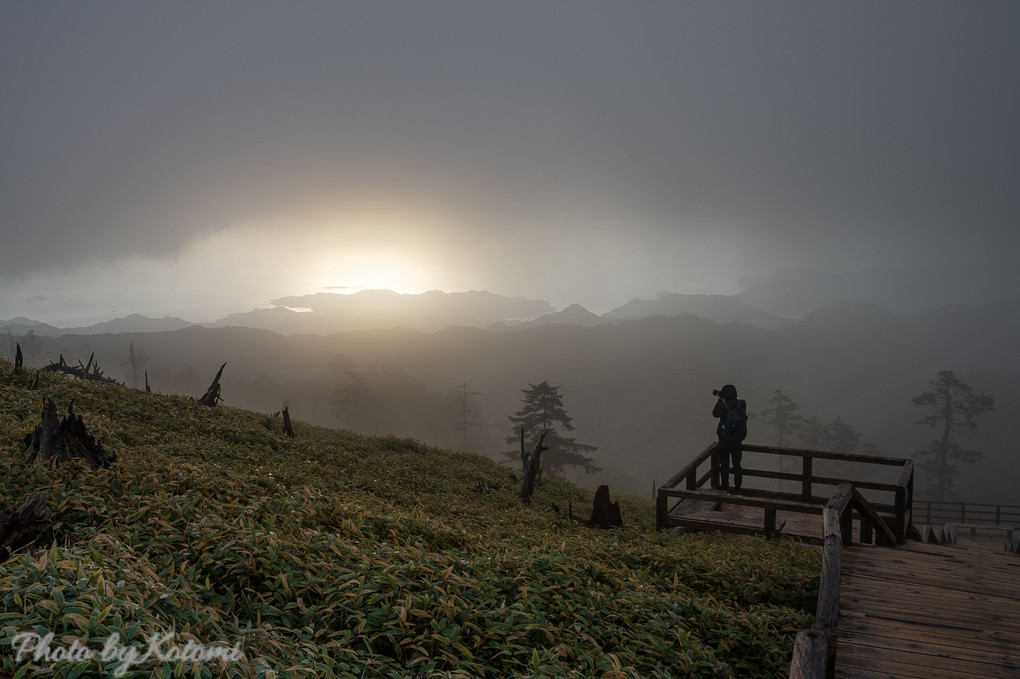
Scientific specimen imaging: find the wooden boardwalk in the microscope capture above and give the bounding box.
[834,540,1020,679]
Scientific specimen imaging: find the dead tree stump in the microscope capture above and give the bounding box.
[567,485,623,529]
[24,398,116,469]
[282,406,295,438]
[198,362,226,407]
[586,485,623,528]
[14,343,23,371]
[0,492,51,562]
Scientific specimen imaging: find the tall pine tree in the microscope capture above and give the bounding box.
[912,370,994,501]
[506,381,598,475]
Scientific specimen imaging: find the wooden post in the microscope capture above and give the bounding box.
[789,629,833,679]
[801,455,813,500]
[656,492,667,531]
[765,506,777,538]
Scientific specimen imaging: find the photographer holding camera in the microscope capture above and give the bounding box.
[713,384,747,495]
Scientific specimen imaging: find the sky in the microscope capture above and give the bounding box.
[2,1,1019,325]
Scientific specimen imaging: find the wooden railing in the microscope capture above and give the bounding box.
[656,443,915,543]
[788,482,888,679]
[915,500,1020,527]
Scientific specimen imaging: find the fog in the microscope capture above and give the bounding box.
[3,4,1019,506]
[3,2,1020,324]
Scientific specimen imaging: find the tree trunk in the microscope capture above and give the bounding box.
[518,429,550,504]
[0,492,51,562]
[283,406,295,438]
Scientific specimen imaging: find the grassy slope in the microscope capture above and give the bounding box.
[0,363,819,678]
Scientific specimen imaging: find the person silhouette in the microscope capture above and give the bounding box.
[712,384,747,495]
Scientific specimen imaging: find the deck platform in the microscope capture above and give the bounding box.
[834,540,1020,679]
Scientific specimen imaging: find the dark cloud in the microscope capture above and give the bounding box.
[2,2,1018,302]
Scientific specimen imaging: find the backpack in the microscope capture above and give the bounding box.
[721,399,748,442]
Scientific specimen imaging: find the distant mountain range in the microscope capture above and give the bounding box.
[3,265,1012,339]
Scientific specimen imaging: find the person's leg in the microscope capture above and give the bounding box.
[731,443,743,492]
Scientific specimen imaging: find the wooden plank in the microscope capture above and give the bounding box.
[837,640,1019,679]
[833,541,1020,679]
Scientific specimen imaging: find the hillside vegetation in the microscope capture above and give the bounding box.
[0,362,819,678]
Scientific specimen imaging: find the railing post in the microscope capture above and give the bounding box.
[710,446,720,489]
[656,491,666,531]
[802,455,812,500]
[894,486,905,544]
[765,507,777,538]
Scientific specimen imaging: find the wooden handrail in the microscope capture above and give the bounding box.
[788,482,899,679]
[656,441,915,537]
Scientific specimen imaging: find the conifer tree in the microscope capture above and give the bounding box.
[912,370,994,501]
[506,381,598,474]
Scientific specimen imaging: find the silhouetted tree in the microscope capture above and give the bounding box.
[820,416,864,454]
[505,381,598,475]
[452,383,483,450]
[912,370,994,501]
[331,370,382,433]
[18,330,42,367]
[122,341,149,390]
[759,389,805,447]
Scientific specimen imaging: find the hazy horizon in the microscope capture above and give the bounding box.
[3,3,1019,326]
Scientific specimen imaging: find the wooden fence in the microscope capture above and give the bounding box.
[656,443,915,543]
[915,500,1020,526]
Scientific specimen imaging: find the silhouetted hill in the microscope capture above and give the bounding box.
[737,265,1011,317]
[208,289,556,334]
[796,301,895,334]
[11,294,1018,506]
[0,317,63,337]
[66,313,194,335]
[491,303,609,331]
[0,360,817,677]
[604,293,791,328]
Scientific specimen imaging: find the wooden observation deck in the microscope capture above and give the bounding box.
[656,443,1020,679]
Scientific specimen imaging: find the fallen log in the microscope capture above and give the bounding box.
[24,398,116,469]
[0,492,51,562]
[42,353,121,385]
[198,362,227,407]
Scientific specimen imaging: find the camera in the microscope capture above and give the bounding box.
[712,389,719,396]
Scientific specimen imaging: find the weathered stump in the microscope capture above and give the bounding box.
[0,492,51,562]
[24,398,116,468]
[282,406,295,438]
[568,485,623,528]
[198,362,227,407]
[587,484,623,528]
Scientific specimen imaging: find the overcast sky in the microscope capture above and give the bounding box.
[2,1,1018,325]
